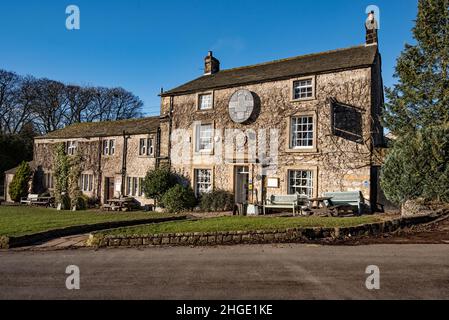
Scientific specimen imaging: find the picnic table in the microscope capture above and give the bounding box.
[304,197,337,217]
[103,198,134,211]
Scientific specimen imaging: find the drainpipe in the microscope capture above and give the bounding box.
[97,138,103,203]
[121,130,128,196]
[168,95,174,169]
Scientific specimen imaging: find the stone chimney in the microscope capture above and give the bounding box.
[365,10,379,45]
[204,51,220,75]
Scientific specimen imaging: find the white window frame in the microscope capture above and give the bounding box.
[291,76,315,101]
[139,137,154,156]
[138,178,145,197]
[147,137,154,156]
[290,115,314,149]
[80,174,93,192]
[109,139,115,155]
[195,123,213,153]
[44,172,54,189]
[198,93,213,110]
[67,141,77,155]
[288,170,314,198]
[194,169,212,196]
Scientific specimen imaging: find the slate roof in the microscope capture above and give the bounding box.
[36,117,159,140]
[162,45,378,96]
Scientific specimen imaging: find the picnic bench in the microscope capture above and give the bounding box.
[323,191,365,215]
[263,194,309,216]
[102,198,135,212]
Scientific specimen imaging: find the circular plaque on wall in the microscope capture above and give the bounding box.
[228,89,254,123]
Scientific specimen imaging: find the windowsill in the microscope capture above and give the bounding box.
[290,96,316,103]
[194,150,214,156]
[197,108,213,112]
[137,155,155,159]
[285,147,318,154]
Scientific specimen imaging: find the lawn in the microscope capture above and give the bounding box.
[98,215,384,236]
[0,206,174,237]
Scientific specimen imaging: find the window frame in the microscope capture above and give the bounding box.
[193,168,213,196]
[286,112,318,153]
[196,91,214,111]
[67,140,77,155]
[287,169,315,198]
[80,173,93,192]
[290,76,316,102]
[194,122,214,153]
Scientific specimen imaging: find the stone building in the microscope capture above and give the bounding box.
[19,117,160,205]
[158,13,385,210]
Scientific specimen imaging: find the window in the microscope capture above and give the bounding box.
[139,138,154,156]
[80,174,93,192]
[109,139,115,155]
[67,141,77,155]
[139,178,145,196]
[293,78,313,100]
[290,116,314,149]
[288,170,313,197]
[196,124,213,152]
[43,172,54,189]
[126,176,140,197]
[198,93,212,110]
[103,139,115,155]
[194,169,212,195]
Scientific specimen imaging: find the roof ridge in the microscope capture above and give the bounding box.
[214,44,369,74]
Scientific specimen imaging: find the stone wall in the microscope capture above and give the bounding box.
[161,65,382,207]
[90,210,447,248]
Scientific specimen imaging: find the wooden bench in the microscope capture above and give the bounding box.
[323,191,365,215]
[20,194,39,205]
[263,194,306,216]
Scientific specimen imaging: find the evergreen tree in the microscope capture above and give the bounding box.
[8,161,32,202]
[383,0,449,135]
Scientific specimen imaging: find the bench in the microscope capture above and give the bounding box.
[20,194,39,205]
[323,191,365,215]
[263,194,308,216]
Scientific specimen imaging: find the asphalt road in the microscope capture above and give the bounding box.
[0,244,448,299]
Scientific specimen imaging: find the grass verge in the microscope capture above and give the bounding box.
[98,215,384,236]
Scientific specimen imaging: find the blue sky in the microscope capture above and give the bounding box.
[0,0,417,116]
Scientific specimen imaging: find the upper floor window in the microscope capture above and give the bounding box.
[198,93,212,110]
[103,139,115,156]
[67,141,77,155]
[139,137,154,156]
[293,78,314,100]
[195,124,213,152]
[80,174,93,192]
[290,116,314,149]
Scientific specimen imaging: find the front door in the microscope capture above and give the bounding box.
[234,166,249,204]
[105,177,115,201]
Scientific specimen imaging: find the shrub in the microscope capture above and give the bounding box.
[73,195,88,211]
[199,189,235,212]
[59,193,71,210]
[143,168,178,205]
[161,184,197,213]
[381,124,449,205]
[8,161,32,202]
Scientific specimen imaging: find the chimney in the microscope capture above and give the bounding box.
[365,10,379,45]
[204,51,220,75]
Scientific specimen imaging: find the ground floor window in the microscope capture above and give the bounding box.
[194,169,212,196]
[138,178,145,197]
[288,170,313,197]
[43,172,54,190]
[126,176,142,197]
[80,174,93,192]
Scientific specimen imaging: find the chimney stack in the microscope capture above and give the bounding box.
[204,51,220,75]
[365,10,378,45]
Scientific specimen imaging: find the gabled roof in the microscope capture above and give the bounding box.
[35,117,159,140]
[162,45,378,96]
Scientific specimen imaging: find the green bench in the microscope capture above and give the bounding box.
[263,194,309,216]
[323,191,365,215]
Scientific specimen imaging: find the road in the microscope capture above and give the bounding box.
[0,244,448,299]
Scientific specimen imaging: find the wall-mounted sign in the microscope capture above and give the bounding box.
[267,178,279,188]
[228,89,254,123]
